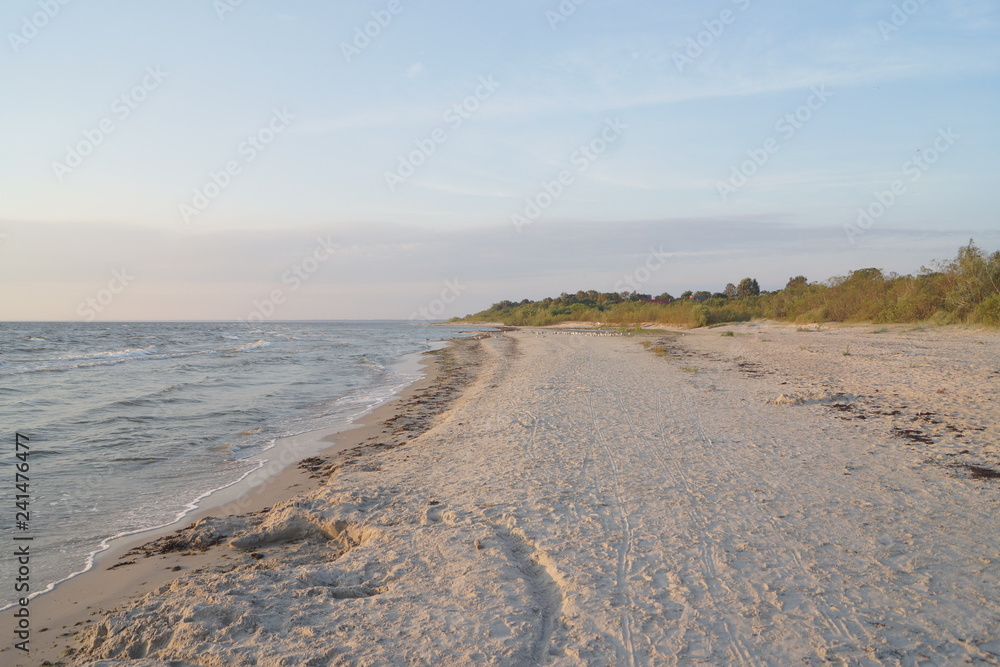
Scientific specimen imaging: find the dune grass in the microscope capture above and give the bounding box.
[454,241,1000,329]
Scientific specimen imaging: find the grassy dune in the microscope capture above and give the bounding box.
[456,241,1000,328]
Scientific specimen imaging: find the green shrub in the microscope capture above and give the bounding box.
[977,294,1000,327]
[691,305,709,328]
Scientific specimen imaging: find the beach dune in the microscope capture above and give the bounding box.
[47,325,1000,665]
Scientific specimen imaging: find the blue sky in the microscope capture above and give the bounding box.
[1,0,998,320]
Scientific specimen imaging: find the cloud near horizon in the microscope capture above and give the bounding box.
[2,219,995,321]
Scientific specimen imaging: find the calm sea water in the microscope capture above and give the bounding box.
[0,321,472,607]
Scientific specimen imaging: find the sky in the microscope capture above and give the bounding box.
[1,0,998,321]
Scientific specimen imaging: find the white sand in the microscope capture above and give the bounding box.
[66,324,1000,665]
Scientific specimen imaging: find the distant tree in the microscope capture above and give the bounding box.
[847,268,885,282]
[785,275,808,290]
[712,292,728,299]
[602,292,624,305]
[655,292,674,302]
[737,277,760,298]
[680,290,693,299]
[724,283,738,298]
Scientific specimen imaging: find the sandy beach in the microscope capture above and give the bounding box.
[27,323,1000,665]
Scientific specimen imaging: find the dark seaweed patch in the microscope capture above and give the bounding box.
[964,464,1000,480]
[892,426,934,445]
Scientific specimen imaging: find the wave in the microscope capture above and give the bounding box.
[220,339,271,355]
[110,457,169,464]
[0,347,213,375]
[357,354,385,370]
[35,345,157,363]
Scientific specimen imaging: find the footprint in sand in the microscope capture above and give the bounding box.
[423,501,446,525]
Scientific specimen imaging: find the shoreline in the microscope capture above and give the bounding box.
[26,323,1000,665]
[20,334,490,666]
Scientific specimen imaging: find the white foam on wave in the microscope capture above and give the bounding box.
[236,340,270,351]
[2,347,213,375]
[35,345,157,364]
[357,355,386,370]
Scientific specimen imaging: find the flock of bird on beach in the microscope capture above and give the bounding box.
[531,330,630,336]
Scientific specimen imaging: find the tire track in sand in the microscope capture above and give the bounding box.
[595,360,755,663]
[668,369,875,658]
[584,350,639,667]
[490,520,565,665]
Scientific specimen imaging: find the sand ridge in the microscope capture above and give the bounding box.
[52,325,1000,665]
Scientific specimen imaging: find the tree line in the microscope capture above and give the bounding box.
[454,241,1000,328]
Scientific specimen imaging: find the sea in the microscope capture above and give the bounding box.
[0,321,477,609]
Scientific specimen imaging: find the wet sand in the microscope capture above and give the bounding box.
[20,336,487,667]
